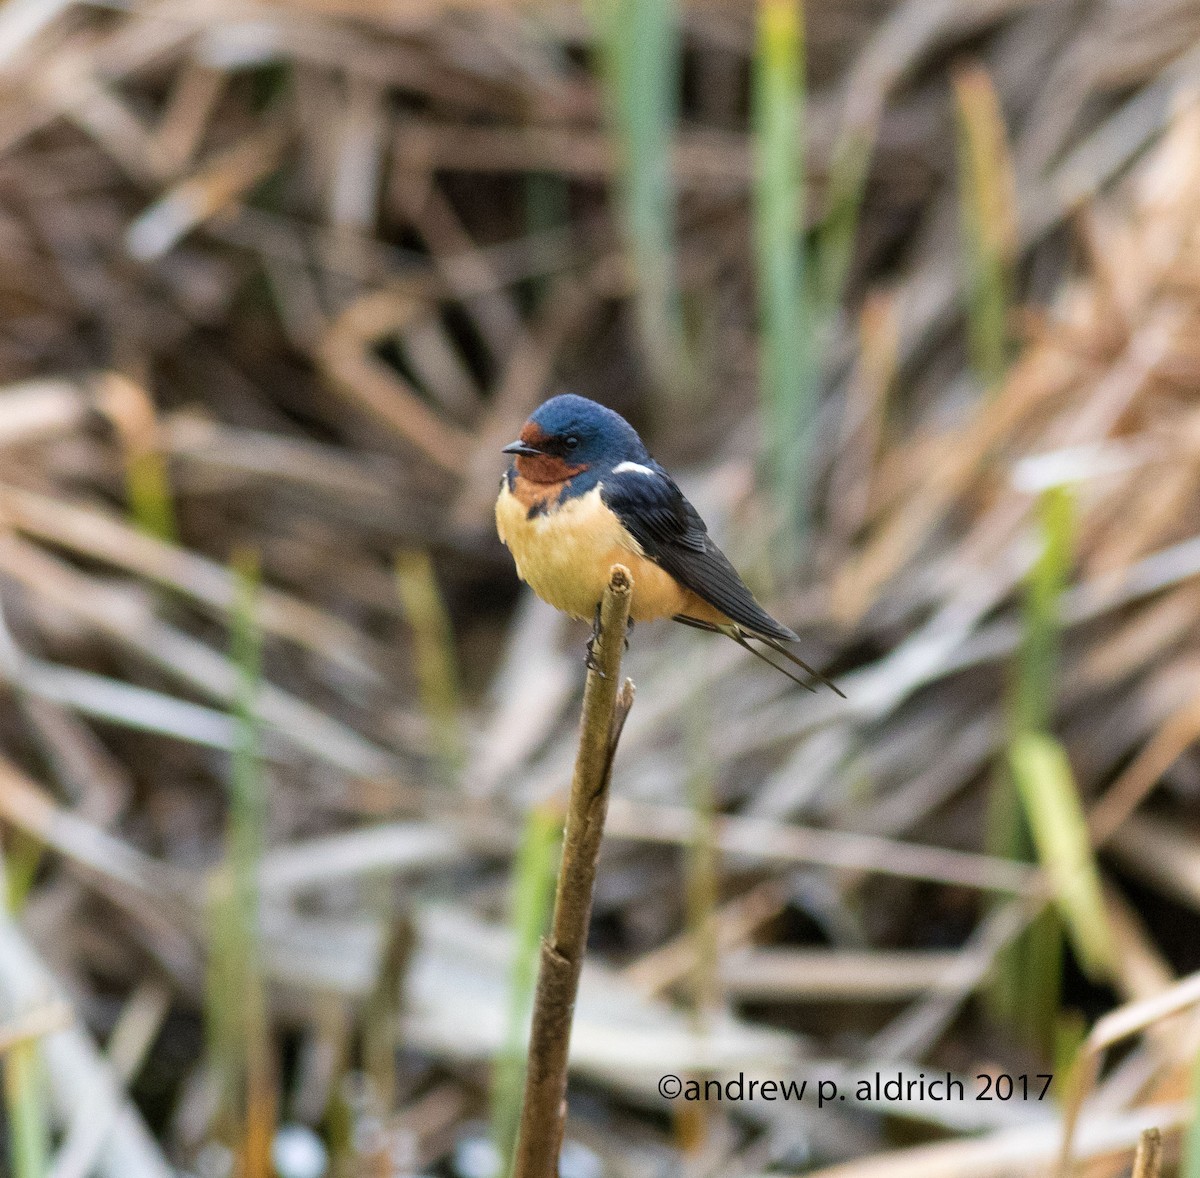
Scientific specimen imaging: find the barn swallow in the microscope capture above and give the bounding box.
[495,394,843,695]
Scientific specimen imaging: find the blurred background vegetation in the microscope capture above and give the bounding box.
[2,0,1200,1175]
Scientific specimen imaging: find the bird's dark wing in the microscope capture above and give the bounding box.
[600,464,797,642]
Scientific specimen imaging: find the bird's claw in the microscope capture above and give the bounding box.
[585,604,608,675]
[584,635,607,677]
[585,604,633,673]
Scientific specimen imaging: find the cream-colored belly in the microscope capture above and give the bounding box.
[496,482,691,622]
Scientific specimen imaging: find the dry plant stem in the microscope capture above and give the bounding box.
[0,917,173,1178]
[1132,1128,1163,1178]
[1056,970,1200,1175]
[512,566,635,1178]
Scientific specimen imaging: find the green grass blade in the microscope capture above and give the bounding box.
[395,549,465,784]
[102,374,178,542]
[125,449,178,543]
[983,763,1035,1032]
[2,848,49,1178]
[1184,1048,1200,1178]
[953,64,1017,391]
[593,0,687,399]
[1012,485,1074,737]
[524,172,569,310]
[988,485,1076,1043]
[493,802,561,1178]
[753,0,813,553]
[1,848,50,1178]
[1053,1007,1088,1083]
[207,550,275,1175]
[3,1040,49,1178]
[1021,907,1065,1054]
[987,485,1075,865]
[3,832,43,914]
[811,125,875,324]
[1009,734,1117,982]
[362,921,410,1118]
[229,554,267,899]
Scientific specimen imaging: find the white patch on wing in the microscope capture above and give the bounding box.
[612,461,657,476]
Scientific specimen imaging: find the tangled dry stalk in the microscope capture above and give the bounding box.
[0,0,1199,1175]
[512,566,633,1178]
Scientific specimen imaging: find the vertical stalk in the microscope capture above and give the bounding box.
[1,837,49,1178]
[207,551,275,1177]
[754,0,813,556]
[395,549,465,782]
[988,486,1074,1050]
[492,802,561,1176]
[594,0,687,399]
[953,64,1017,391]
[511,568,635,1178]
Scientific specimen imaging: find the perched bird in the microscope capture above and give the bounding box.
[495,394,842,695]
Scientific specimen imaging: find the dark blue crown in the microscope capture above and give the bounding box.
[527,395,647,466]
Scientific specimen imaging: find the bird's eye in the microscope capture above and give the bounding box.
[565,435,579,450]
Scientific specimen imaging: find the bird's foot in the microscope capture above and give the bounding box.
[584,606,635,669]
[586,604,608,676]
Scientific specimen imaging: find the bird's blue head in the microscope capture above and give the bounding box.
[503,394,647,484]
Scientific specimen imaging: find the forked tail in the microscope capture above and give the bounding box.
[672,616,845,697]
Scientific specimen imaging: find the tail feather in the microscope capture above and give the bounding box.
[672,615,845,698]
[753,631,846,698]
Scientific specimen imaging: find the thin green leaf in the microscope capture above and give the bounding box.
[811,125,875,322]
[593,0,688,399]
[988,485,1076,1041]
[206,550,275,1174]
[493,802,561,1178]
[754,0,814,554]
[953,63,1017,391]
[1012,485,1075,738]
[3,1041,49,1178]
[1,849,49,1178]
[125,450,178,543]
[1009,733,1118,982]
[523,172,568,310]
[1184,1047,1200,1178]
[395,549,465,783]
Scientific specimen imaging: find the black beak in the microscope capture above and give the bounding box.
[502,440,543,457]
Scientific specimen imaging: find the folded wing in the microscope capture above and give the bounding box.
[600,464,797,642]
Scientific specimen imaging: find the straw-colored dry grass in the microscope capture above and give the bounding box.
[2,1,1200,1176]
